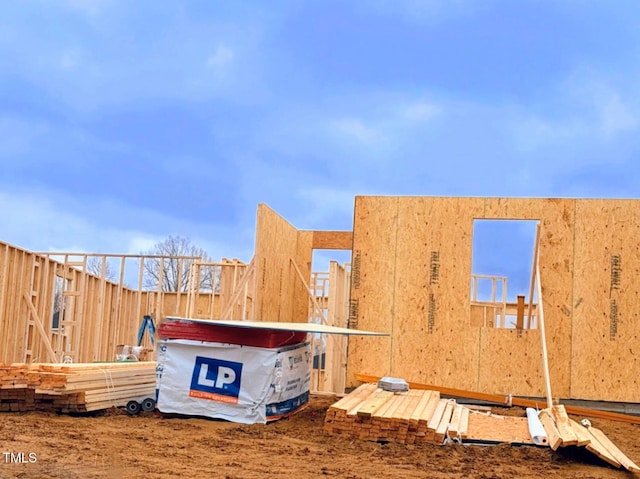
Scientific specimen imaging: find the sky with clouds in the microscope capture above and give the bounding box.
[1,1,639,293]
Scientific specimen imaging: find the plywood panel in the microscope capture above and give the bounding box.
[346,197,397,386]
[310,231,353,250]
[571,199,640,401]
[391,197,483,391]
[254,204,312,323]
[478,198,575,398]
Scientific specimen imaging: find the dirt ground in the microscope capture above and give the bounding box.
[0,395,638,479]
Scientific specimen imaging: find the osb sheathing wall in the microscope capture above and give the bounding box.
[253,204,313,323]
[347,196,640,403]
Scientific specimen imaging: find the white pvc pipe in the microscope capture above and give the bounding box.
[526,408,548,446]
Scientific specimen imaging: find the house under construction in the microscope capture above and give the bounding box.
[1,196,638,404]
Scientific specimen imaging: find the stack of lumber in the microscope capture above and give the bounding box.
[324,383,470,444]
[324,384,640,473]
[0,362,156,413]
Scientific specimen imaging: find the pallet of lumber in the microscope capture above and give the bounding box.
[0,362,156,413]
[324,384,452,445]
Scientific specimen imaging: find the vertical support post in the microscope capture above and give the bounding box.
[516,295,525,330]
[175,258,183,316]
[534,222,553,409]
[136,258,144,325]
[527,223,542,329]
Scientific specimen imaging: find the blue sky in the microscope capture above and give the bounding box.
[1,1,639,284]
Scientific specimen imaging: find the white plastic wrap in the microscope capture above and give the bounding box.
[156,339,310,424]
[526,407,548,446]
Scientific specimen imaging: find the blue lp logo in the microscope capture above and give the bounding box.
[189,356,243,404]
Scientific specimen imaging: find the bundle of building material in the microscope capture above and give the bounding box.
[324,383,640,472]
[324,383,470,444]
[0,362,156,413]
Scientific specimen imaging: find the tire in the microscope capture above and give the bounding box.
[125,400,141,415]
[141,397,156,412]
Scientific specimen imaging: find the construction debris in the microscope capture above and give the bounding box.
[324,383,640,473]
[0,361,156,413]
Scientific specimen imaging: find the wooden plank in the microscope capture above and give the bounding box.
[587,426,640,472]
[458,407,470,439]
[380,392,408,419]
[357,390,394,417]
[409,390,434,422]
[22,294,57,363]
[538,409,562,450]
[355,374,640,425]
[584,427,622,468]
[329,383,376,413]
[569,419,591,447]
[220,258,255,320]
[426,398,448,438]
[534,224,553,409]
[466,412,536,445]
[290,258,328,326]
[515,295,525,330]
[551,404,578,446]
[0,244,11,362]
[447,404,465,440]
[434,400,455,443]
[310,231,353,250]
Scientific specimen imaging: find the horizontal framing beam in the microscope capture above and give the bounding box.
[309,231,353,250]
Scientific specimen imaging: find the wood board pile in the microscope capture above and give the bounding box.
[0,362,156,413]
[324,384,640,473]
[324,383,469,444]
[541,404,640,472]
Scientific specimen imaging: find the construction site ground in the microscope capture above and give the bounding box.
[0,395,638,479]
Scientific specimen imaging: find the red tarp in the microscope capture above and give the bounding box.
[157,319,307,349]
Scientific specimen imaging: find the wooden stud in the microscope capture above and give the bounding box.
[22,294,56,363]
[584,427,622,468]
[587,426,640,472]
[538,409,562,450]
[515,295,525,330]
[550,404,578,446]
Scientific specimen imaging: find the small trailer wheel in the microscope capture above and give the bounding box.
[141,397,156,412]
[125,400,142,415]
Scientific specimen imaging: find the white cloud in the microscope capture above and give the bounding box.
[402,102,441,122]
[0,117,49,159]
[64,0,113,17]
[207,44,234,69]
[331,118,384,144]
[296,186,356,224]
[364,0,479,25]
[126,235,163,255]
[600,93,636,137]
[60,49,82,70]
[510,72,639,154]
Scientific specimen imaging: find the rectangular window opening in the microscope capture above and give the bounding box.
[470,219,539,330]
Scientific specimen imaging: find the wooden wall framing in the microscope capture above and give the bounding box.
[0,242,252,364]
[346,196,640,403]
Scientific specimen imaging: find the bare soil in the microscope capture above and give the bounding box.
[0,395,638,479]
